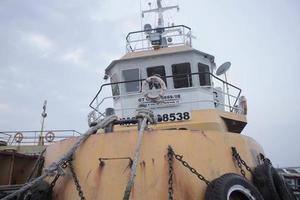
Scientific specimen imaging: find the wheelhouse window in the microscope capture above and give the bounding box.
[110,74,120,96]
[172,63,192,88]
[198,63,211,86]
[147,65,167,88]
[122,68,140,93]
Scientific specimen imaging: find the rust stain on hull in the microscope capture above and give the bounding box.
[45,129,262,199]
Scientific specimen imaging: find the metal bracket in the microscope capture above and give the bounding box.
[98,157,133,168]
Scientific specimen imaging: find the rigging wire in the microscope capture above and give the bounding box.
[162,0,172,26]
[161,0,178,26]
[140,0,144,48]
[140,0,143,30]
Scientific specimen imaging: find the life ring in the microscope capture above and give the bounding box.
[253,163,295,200]
[14,132,24,143]
[205,173,263,200]
[45,131,55,142]
[142,75,166,102]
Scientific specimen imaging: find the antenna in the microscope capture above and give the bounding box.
[142,0,179,28]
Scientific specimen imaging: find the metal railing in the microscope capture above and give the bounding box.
[89,72,242,118]
[0,130,82,146]
[282,175,300,199]
[126,25,193,52]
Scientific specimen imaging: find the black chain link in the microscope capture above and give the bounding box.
[259,153,272,165]
[50,174,60,188]
[69,161,86,200]
[62,159,69,169]
[167,146,174,200]
[43,157,86,200]
[168,146,210,186]
[231,147,253,177]
[50,159,69,188]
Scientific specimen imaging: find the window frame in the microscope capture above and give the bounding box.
[122,68,141,93]
[171,62,192,89]
[146,65,167,88]
[198,63,211,86]
[110,73,120,97]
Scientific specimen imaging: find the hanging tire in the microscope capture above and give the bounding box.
[205,173,263,200]
[253,163,295,200]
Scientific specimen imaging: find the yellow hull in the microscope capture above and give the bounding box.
[44,122,263,199]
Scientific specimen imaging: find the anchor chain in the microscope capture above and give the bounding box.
[50,160,69,188]
[168,146,210,186]
[167,146,174,200]
[69,161,86,200]
[231,147,253,177]
[259,153,272,165]
[50,174,60,188]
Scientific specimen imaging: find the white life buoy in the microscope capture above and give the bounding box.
[142,75,167,102]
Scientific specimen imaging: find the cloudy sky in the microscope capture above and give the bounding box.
[0,0,299,167]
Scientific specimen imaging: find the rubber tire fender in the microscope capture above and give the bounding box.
[20,181,52,200]
[205,173,263,200]
[254,163,296,200]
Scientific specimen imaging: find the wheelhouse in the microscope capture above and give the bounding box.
[89,26,244,124]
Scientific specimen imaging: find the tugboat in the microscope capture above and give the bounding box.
[0,1,295,200]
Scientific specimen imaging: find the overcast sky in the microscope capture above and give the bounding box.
[0,0,299,167]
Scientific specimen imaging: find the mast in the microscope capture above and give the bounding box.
[125,0,192,51]
[38,100,47,146]
[142,0,179,28]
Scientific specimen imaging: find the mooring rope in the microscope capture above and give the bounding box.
[2,114,117,200]
[122,108,156,200]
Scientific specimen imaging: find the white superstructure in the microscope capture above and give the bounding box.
[89,0,243,124]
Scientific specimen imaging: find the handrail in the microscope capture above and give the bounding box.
[0,129,82,135]
[0,129,82,146]
[126,24,191,41]
[0,132,12,144]
[89,72,242,113]
[126,25,192,52]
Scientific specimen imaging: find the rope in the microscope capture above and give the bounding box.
[26,148,46,182]
[135,107,157,124]
[123,108,155,200]
[2,114,117,200]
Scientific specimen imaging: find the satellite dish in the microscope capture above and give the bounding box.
[216,62,231,76]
